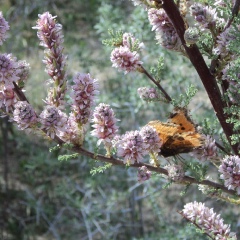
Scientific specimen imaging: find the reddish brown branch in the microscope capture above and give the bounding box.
[69,145,237,196]
[158,0,239,155]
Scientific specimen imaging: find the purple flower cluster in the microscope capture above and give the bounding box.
[140,125,162,153]
[165,164,185,182]
[182,202,236,239]
[0,12,9,45]
[33,12,67,107]
[71,73,99,126]
[219,155,240,195]
[91,103,118,152]
[191,135,218,162]
[213,27,236,59]
[189,3,222,30]
[110,33,143,74]
[116,130,148,164]
[0,53,19,88]
[59,112,84,145]
[138,87,160,101]
[148,8,182,51]
[13,101,38,130]
[137,166,151,182]
[39,105,67,139]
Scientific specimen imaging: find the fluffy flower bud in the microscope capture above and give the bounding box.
[59,112,84,145]
[0,86,17,113]
[165,164,185,182]
[110,46,142,74]
[0,53,19,88]
[13,101,38,130]
[191,135,218,162]
[91,103,119,148]
[148,8,182,52]
[39,105,67,139]
[71,73,99,125]
[219,155,240,195]
[137,166,151,182]
[140,125,162,153]
[184,27,200,45]
[189,3,222,29]
[116,130,148,164]
[182,201,237,239]
[138,87,160,101]
[122,32,144,50]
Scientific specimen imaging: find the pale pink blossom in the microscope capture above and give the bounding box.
[138,87,160,101]
[59,112,84,145]
[148,8,182,51]
[0,53,19,88]
[182,202,236,239]
[165,164,185,182]
[219,155,240,195]
[138,166,151,182]
[110,46,142,74]
[39,105,67,139]
[140,125,162,153]
[71,73,99,125]
[91,103,118,148]
[191,135,218,162]
[122,32,144,50]
[116,130,148,164]
[33,12,67,107]
[13,101,38,130]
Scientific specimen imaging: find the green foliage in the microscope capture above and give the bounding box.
[172,84,198,107]
[90,162,112,175]
[185,162,208,182]
[102,29,124,47]
[58,153,79,161]
[150,56,165,80]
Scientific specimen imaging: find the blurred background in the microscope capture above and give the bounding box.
[0,0,239,239]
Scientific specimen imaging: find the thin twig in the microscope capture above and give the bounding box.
[140,65,172,102]
[223,0,240,31]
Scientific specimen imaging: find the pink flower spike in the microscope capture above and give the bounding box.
[39,105,67,139]
[13,101,38,130]
[0,53,19,88]
[182,202,237,239]
[116,130,148,164]
[71,73,99,125]
[140,125,162,153]
[110,46,142,74]
[33,12,67,107]
[219,155,240,195]
[91,103,119,150]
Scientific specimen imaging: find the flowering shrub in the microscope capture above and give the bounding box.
[1,0,240,238]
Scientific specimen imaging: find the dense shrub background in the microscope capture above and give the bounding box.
[0,0,239,239]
